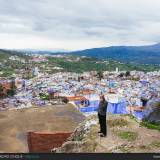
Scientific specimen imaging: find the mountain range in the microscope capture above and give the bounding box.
[1,43,160,65]
[68,43,160,64]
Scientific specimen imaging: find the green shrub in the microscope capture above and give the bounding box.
[7,89,16,97]
[39,93,49,100]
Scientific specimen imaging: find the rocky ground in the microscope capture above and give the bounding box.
[53,114,160,153]
[0,104,85,153]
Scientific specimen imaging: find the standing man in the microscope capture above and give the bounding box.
[98,94,108,137]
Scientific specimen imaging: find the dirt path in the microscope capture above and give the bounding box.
[0,104,85,153]
[92,115,160,153]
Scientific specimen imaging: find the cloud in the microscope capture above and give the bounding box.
[0,0,160,50]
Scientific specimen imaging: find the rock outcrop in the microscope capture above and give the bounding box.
[51,115,98,153]
[143,99,160,123]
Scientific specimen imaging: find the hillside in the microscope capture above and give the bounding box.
[47,56,160,73]
[0,49,27,60]
[53,114,160,153]
[21,43,160,65]
[0,49,30,78]
[68,43,160,64]
[0,48,160,77]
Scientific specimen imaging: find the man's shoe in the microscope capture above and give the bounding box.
[99,133,106,137]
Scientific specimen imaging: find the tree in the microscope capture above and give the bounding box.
[62,97,69,104]
[125,71,130,77]
[11,79,16,90]
[0,84,4,97]
[0,84,3,93]
[7,89,15,97]
[7,79,17,97]
[97,71,104,80]
[118,73,124,77]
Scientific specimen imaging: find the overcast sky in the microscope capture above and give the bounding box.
[0,0,160,50]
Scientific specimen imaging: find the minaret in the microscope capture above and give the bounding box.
[116,67,119,73]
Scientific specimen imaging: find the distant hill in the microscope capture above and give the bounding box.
[0,47,159,75]
[0,49,27,61]
[23,43,160,64]
[68,43,160,64]
[1,43,160,65]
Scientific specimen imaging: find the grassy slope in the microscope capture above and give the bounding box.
[47,56,160,73]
